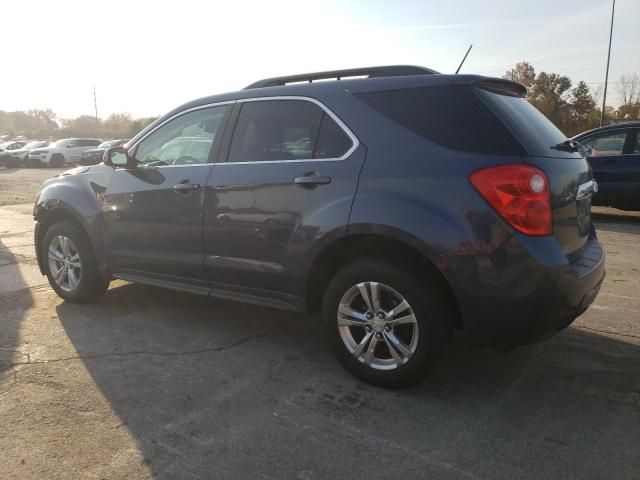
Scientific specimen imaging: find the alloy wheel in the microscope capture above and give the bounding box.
[337,281,419,370]
[48,235,82,292]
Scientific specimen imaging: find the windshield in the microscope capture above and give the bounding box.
[51,139,70,147]
[97,141,115,149]
[24,141,47,149]
[475,87,579,158]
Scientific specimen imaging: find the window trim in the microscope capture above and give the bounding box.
[221,96,358,165]
[127,100,236,168]
[580,129,633,157]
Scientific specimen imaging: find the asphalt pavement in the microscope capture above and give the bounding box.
[0,167,639,479]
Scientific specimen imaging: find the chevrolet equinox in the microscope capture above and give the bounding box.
[34,66,605,387]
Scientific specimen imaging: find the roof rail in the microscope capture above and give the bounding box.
[244,65,438,89]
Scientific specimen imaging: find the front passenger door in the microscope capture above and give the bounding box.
[580,130,629,207]
[66,140,84,162]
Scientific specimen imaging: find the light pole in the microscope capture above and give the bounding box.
[600,0,615,127]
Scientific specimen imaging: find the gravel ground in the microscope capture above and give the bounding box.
[1,168,639,479]
[0,167,66,206]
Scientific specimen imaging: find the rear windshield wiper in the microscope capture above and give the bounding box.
[551,139,580,153]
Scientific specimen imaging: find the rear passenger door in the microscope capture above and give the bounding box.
[202,97,365,302]
[580,130,630,207]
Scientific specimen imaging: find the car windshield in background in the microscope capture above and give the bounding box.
[51,139,69,147]
[474,87,577,158]
[97,141,118,149]
[24,141,46,149]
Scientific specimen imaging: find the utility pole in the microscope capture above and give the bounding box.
[93,84,99,123]
[600,0,615,127]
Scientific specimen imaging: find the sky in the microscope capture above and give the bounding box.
[1,0,638,120]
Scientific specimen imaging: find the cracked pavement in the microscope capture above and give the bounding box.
[0,168,639,479]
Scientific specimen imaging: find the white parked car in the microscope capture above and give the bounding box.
[28,138,102,167]
[0,140,48,168]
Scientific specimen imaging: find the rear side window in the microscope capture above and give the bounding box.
[228,100,353,162]
[314,113,353,159]
[475,87,578,158]
[356,86,522,155]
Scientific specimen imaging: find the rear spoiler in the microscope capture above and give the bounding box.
[471,78,527,97]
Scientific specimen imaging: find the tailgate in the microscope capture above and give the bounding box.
[524,156,594,258]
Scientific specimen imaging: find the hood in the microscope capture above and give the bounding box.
[56,165,93,177]
[4,148,30,155]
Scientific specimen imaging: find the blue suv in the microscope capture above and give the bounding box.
[34,66,605,387]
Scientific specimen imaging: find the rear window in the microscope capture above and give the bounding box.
[475,88,575,158]
[356,86,523,155]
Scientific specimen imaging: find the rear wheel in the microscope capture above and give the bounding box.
[43,220,109,302]
[322,260,450,388]
[50,154,65,168]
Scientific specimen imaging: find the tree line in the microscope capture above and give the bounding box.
[2,62,639,141]
[0,109,157,140]
[504,62,639,136]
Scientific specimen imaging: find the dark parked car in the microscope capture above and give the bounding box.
[0,140,48,168]
[79,139,130,165]
[33,66,604,387]
[572,123,640,211]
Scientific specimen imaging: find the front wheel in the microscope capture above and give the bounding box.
[50,154,65,168]
[322,260,450,388]
[43,220,109,302]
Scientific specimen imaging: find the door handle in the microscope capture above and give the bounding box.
[294,174,332,186]
[173,181,201,193]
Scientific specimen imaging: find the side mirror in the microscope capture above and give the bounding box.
[104,146,133,168]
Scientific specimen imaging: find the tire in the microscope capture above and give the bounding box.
[42,220,109,302]
[322,259,450,388]
[50,154,65,168]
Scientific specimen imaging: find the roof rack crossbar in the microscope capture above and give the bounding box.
[244,65,438,89]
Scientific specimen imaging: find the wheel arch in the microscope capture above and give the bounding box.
[35,204,88,274]
[304,229,462,330]
[34,188,106,277]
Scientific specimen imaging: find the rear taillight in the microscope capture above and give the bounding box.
[470,164,552,236]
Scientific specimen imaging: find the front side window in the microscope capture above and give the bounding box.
[227,100,353,163]
[580,131,628,157]
[134,105,228,167]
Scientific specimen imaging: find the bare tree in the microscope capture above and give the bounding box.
[615,73,639,107]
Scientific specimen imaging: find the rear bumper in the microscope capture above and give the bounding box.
[446,229,605,346]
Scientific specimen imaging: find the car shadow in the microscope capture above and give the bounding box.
[0,239,33,379]
[592,207,640,235]
[55,282,640,479]
[593,212,640,235]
